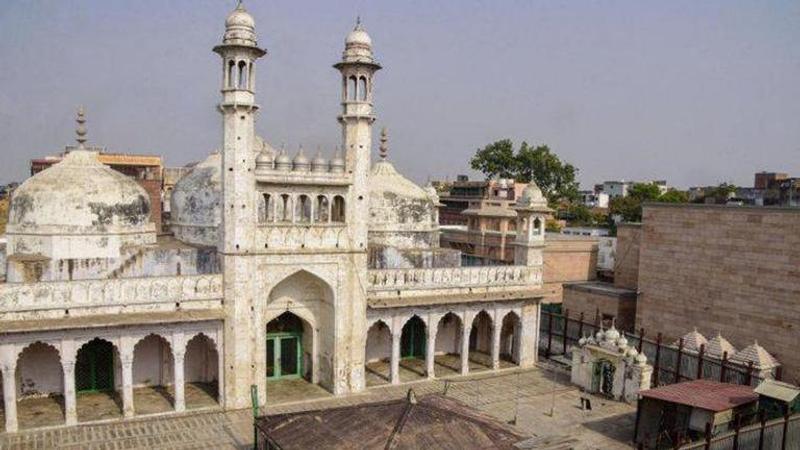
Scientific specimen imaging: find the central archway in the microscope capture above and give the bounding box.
[264,270,335,396]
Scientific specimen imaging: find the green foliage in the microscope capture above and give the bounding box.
[628,182,662,202]
[469,139,517,180]
[701,182,738,203]
[470,140,579,203]
[609,185,690,224]
[659,190,689,203]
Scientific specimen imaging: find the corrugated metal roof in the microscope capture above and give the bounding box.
[640,380,758,412]
[754,380,800,403]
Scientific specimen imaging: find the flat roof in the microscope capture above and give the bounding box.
[640,380,758,412]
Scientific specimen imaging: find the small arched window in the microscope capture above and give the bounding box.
[281,194,292,222]
[248,63,254,91]
[358,76,368,101]
[296,195,312,223]
[227,60,236,88]
[332,195,346,223]
[315,195,330,223]
[532,218,542,236]
[238,61,248,89]
[348,76,357,101]
[264,194,274,222]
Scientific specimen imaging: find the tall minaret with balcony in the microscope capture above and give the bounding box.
[334,18,381,249]
[214,1,266,254]
[212,1,266,409]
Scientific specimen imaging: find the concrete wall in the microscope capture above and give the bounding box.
[563,283,638,332]
[635,204,800,384]
[614,224,641,290]
[16,342,63,396]
[542,235,599,303]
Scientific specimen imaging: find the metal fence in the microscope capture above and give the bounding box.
[539,309,781,389]
[676,413,800,450]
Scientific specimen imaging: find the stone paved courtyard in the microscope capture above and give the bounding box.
[0,364,637,449]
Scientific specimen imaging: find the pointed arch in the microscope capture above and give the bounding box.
[132,334,174,414]
[184,333,219,407]
[434,312,463,377]
[15,341,64,428]
[500,311,521,365]
[469,310,493,370]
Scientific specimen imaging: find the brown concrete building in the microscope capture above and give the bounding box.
[438,177,524,226]
[31,147,164,231]
[634,203,800,384]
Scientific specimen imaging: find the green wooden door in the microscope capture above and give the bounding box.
[401,317,426,359]
[266,333,302,379]
[76,339,115,393]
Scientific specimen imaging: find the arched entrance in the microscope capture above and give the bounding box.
[184,333,219,409]
[399,316,426,379]
[592,359,616,397]
[434,312,463,377]
[15,342,64,429]
[75,338,122,422]
[500,312,521,365]
[266,312,306,380]
[469,311,493,371]
[133,334,174,415]
[364,320,392,386]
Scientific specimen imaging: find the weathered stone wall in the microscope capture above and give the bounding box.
[368,246,461,269]
[563,282,638,332]
[542,236,599,303]
[614,224,641,290]
[636,204,800,384]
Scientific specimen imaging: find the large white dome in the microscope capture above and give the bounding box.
[8,150,152,235]
[6,150,156,259]
[170,152,222,247]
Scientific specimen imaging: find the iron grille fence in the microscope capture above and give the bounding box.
[538,309,782,389]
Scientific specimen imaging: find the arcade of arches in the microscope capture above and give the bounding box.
[0,323,222,432]
[364,306,526,387]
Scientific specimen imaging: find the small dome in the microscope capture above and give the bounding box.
[225,3,255,29]
[292,148,310,171]
[706,332,737,359]
[595,330,605,341]
[275,149,292,171]
[673,328,708,354]
[8,150,153,237]
[312,151,328,172]
[605,326,620,343]
[256,151,274,167]
[516,182,548,208]
[330,149,345,173]
[617,335,629,349]
[636,353,648,365]
[170,152,222,247]
[346,27,372,47]
[730,341,780,369]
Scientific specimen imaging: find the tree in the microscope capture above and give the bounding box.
[609,195,643,223]
[628,182,662,202]
[658,190,689,203]
[0,198,7,234]
[470,140,579,203]
[469,139,517,180]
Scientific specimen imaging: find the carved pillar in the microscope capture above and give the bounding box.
[63,360,78,425]
[425,323,436,379]
[491,319,502,370]
[121,356,134,418]
[390,331,401,385]
[2,363,18,432]
[460,317,470,376]
[173,350,186,412]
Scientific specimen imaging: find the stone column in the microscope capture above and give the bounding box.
[460,320,470,376]
[2,365,18,433]
[425,326,436,379]
[121,356,134,418]
[390,331,401,385]
[173,350,186,412]
[63,359,78,426]
[491,320,502,370]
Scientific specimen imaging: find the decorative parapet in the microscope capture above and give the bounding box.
[0,274,223,320]
[367,265,542,291]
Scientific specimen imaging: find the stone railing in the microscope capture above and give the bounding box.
[0,274,223,315]
[367,265,542,291]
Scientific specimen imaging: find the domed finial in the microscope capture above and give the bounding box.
[355,15,362,30]
[379,127,388,160]
[236,0,245,11]
[75,106,88,149]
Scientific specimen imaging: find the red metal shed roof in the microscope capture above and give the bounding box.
[640,380,758,412]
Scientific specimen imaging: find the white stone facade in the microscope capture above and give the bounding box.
[0,5,549,433]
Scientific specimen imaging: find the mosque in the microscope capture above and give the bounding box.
[0,3,550,432]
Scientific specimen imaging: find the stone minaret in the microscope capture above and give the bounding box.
[334,18,381,249]
[213,1,266,408]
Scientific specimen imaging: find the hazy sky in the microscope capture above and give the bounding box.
[1,0,798,189]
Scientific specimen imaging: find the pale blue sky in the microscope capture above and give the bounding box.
[0,0,798,188]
